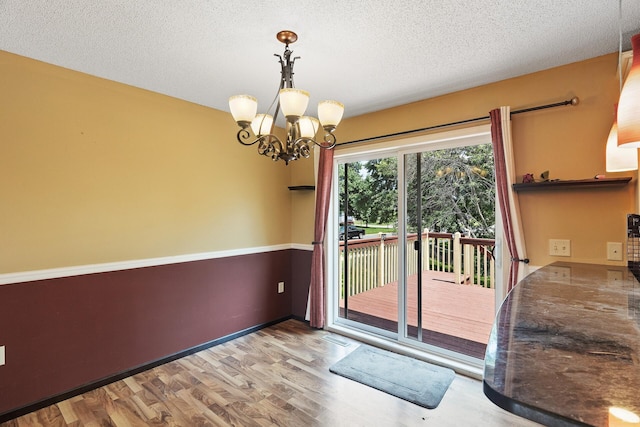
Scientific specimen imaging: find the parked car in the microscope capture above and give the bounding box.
[339,225,365,240]
[338,214,355,225]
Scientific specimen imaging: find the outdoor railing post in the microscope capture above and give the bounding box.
[453,232,462,285]
[482,247,489,288]
[379,233,386,288]
[423,228,429,272]
[463,237,473,285]
[472,246,482,285]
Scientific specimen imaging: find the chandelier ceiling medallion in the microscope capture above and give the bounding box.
[229,31,344,165]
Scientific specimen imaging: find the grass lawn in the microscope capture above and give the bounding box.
[361,225,397,235]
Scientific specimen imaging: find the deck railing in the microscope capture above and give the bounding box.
[339,230,495,297]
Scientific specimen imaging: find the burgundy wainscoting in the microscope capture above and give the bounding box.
[290,248,313,319]
[0,248,312,417]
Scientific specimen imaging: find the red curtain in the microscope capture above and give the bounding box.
[490,108,520,292]
[309,148,335,328]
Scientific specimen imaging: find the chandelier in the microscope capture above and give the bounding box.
[228,31,344,165]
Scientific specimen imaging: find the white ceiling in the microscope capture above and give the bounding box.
[1,1,640,119]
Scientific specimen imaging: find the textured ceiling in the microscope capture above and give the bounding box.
[1,1,640,119]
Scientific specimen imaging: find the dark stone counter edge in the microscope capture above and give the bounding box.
[482,380,592,427]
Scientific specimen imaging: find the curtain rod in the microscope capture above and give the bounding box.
[336,97,580,147]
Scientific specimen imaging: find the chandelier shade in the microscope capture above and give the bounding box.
[617,33,640,148]
[318,100,345,129]
[228,31,343,165]
[279,88,310,118]
[228,95,257,125]
[250,114,274,137]
[298,116,320,138]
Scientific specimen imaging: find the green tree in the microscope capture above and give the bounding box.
[406,144,495,238]
[363,158,398,225]
[337,158,398,227]
[338,147,494,237]
[337,162,366,223]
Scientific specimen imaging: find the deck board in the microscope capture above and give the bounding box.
[340,270,495,357]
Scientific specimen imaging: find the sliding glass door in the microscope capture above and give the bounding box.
[336,158,399,336]
[402,146,496,360]
[330,126,499,363]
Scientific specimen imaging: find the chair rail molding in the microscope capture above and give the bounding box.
[0,244,296,285]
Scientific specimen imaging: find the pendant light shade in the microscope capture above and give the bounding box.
[318,100,345,130]
[279,88,310,118]
[298,116,320,138]
[229,95,257,125]
[606,105,638,171]
[250,114,273,137]
[609,407,640,427]
[617,33,640,148]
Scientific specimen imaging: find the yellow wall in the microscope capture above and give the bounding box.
[289,154,317,245]
[321,53,637,267]
[4,49,636,273]
[0,51,292,273]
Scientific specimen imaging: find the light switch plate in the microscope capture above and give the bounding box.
[0,346,5,366]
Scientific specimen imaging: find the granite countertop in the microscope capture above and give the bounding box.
[483,262,640,427]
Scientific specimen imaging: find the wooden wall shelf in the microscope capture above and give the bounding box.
[512,177,631,192]
[288,185,315,191]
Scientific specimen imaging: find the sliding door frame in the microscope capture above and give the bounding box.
[325,124,504,373]
[328,149,400,340]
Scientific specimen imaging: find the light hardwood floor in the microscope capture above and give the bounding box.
[2,319,541,426]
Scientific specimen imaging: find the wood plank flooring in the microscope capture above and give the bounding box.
[1,319,540,426]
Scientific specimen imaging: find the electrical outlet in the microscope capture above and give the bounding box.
[607,242,623,261]
[278,281,285,294]
[0,346,5,366]
[549,239,571,256]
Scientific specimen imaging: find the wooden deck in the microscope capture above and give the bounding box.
[340,270,496,359]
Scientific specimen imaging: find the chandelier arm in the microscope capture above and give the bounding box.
[297,141,311,159]
[266,52,289,131]
[257,134,285,159]
[236,128,260,146]
[293,134,337,153]
[259,134,284,149]
[298,133,337,150]
[236,130,286,151]
[321,132,337,149]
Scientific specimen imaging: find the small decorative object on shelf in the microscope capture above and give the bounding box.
[521,170,555,183]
